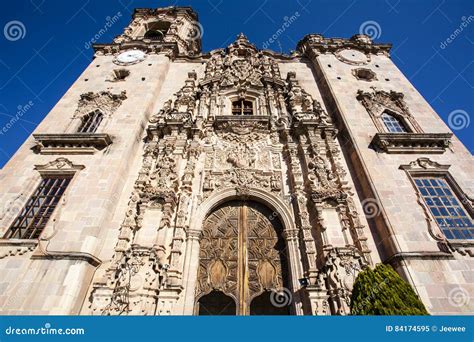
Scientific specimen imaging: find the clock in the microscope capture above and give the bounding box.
[335,48,370,65]
[113,50,147,66]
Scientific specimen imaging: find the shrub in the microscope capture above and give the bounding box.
[350,263,429,315]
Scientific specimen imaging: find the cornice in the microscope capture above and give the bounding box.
[92,40,179,58]
[371,132,453,154]
[297,33,392,57]
[33,133,113,155]
[133,6,199,22]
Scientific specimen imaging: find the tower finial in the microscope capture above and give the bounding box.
[236,32,248,41]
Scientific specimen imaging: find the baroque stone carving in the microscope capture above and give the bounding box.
[297,34,391,57]
[87,33,373,316]
[91,247,165,315]
[356,87,422,133]
[352,68,377,81]
[320,247,367,315]
[95,7,201,57]
[285,72,331,128]
[74,91,127,118]
[34,157,85,175]
[399,157,450,171]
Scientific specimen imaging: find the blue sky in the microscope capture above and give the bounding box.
[0,0,472,168]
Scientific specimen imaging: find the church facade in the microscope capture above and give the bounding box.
[0,7,472,315]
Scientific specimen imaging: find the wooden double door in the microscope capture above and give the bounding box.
[196,200,290,315]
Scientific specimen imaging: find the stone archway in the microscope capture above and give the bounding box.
[180,187,304,315]
[195,199,290,315]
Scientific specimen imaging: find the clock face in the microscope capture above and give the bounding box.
[335,49,370,65]
[114,50,146,65]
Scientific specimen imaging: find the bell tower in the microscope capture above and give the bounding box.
[106,6,202,56]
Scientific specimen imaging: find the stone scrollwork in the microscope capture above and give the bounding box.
[356,87,422,133]
[90,247,165,315]
[319,247,367,315]
[96,7,201,57]
[297,34,391,58]
[87,33,374,316]
[356,88,453,154]
[74,91,127,118]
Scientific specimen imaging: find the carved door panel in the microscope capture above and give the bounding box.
[197,200,288,315]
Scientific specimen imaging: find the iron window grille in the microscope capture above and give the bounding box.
[4,176,72,240]
[77,110,103,133]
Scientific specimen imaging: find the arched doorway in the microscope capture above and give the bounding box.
[195,200,291,315]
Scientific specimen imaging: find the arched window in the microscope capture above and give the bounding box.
[231,99,253,115]
[144,30,165,40]
[144,22,170,41]
[381,112,408,133]
[77,110,103,133]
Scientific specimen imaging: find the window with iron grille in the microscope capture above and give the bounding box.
[414,176,473,240]
[231,99,253,115]
[77,110,103,133]
[3,176,72,239]
[381,112,408,133]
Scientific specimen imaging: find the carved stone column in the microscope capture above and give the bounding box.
[181,228,202,314]
[282,228,304,315]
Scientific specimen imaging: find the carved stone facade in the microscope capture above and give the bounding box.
[0,7,472,316]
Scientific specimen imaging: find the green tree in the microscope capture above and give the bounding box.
[350,263,429,315]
